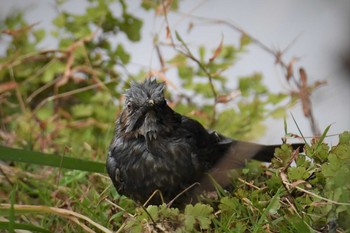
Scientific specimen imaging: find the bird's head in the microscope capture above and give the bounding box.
[120,78,175,139]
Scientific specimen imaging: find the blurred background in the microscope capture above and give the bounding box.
[1,0,349,144]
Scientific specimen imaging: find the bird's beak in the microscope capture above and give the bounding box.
[148,99,154,106]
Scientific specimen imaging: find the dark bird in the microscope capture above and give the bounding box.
[106,79,303,206]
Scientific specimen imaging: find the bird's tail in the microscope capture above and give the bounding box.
[196,141,304,193]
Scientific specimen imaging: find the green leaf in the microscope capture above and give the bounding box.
[71,104,93,118]
[339,131,350,144]
[52,14,66,28]
[239,73,267,97]
[36,106,54,121]
[120,14,143,42]
[314,125,331,155]
[253,186,283,233]
[270,107,286,118]
[115,44,130,64]
[33,29,46,43]
[178,65,193,81]
[268,93,288,105]
[184,203,213,231]
[199,46,206,62]
[42,61,64,82]
[288,167,309,181]
[240,33,251,49]
[268,196,281,215]
[0,146,106,173]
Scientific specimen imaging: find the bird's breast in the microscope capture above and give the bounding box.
[108,134,200,202]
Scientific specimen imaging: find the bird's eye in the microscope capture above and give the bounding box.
[159,99,167,106]
[127,102,132,109]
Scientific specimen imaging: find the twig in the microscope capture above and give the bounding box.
[284,182,350,206]
[26,78,59,104]
[33,80,114,112]
[67,216,95,233]
[140,205,167,232]
[174,14,323,134]
[237,178,261,190]
[0,22,39,36]
[279,148,300,191]
[160,1,218,126]
[167,182,200,208]
[55,32,97,87]
[104,198,134,217]
[143,189,165,206]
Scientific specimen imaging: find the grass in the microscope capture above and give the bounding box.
[0,131,349,232]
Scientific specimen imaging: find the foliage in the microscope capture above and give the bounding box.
[117,132,349,233]
[0,0,347,232]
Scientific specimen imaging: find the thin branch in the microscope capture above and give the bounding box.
[33,80,115,113]
[237,178,262,190]
[143,189,165,206]
[284,182,350,206]
[26,77,59,104]
[178,14,323,135]
[161,1,218,126]
[167,182,200,208]
[104,198,134,217]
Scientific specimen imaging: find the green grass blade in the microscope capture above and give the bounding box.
[290,113,308,146]
[0,146,106,173]
[252,186,283,233]
[9,188,15,233]
[314,124,331,153]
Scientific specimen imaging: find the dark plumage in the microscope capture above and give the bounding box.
[106,79,303,205]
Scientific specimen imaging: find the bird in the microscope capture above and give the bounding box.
[106,78,304,206]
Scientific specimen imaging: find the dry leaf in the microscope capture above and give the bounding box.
[209,36,224,63]
[166,26,171,40]
[298,68,311,117]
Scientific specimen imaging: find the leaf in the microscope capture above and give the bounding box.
[184,204,213,231]
[268,196,281,215]
[33,29,45,43]
[42,61,64,82]
[288,167,308,181]
[0,146,106,173]
[116,44,130,64]
[120,14,143,42]
[52,14,66,28]
[71,104,93,118]
[267,93,288,105]
[238,73,267,97]
[209,35,224,63]
[175,31,191,55]
[339,131,350,144]
[253,187,283,233]
[299,67,311,117]
[240,33,251,49]
[314,124,331,154]
[178,65,193,81]
[199,46,206,62]
[270,107,286,118]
